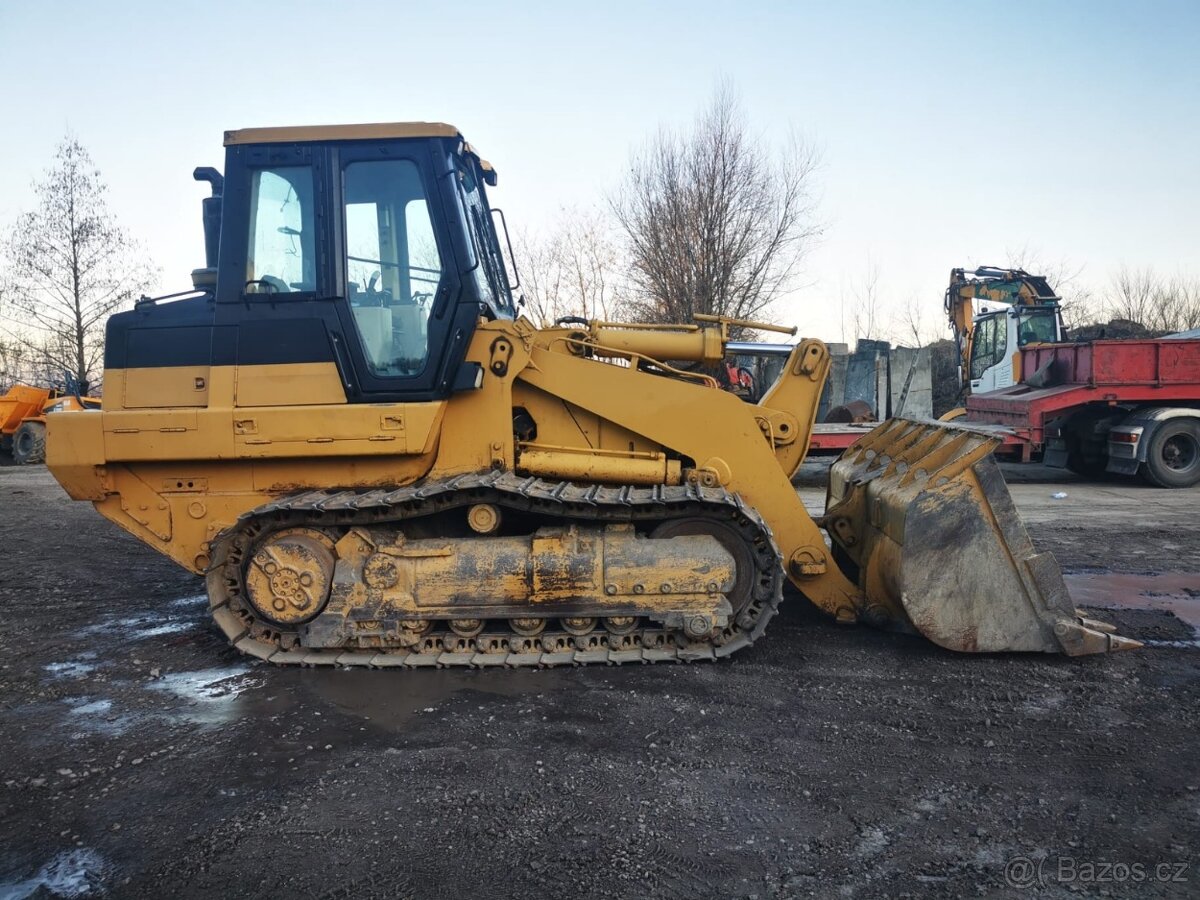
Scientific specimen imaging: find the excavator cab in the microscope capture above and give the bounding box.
[44,124,1136,667]
[947,267,1066,396]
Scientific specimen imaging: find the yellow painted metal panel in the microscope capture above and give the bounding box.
[232,401,446,458]
[234,363,347,407]
[123,366,210,408]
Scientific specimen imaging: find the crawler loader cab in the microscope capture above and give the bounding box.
[176,123,516,408]
[44,123,1137,666]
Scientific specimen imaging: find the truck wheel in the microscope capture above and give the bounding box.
[1141,420,1200,488]
[12,421,46,465]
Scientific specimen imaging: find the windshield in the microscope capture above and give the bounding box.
[1017,311,1059,345]
[457,160,515,316]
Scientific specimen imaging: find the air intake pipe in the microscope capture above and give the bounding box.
[192,167,224,275]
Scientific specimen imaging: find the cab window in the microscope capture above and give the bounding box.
[457,161,514,315]
[246,167,316,293]
[1018,311,1058,345]
[343,159,444,376]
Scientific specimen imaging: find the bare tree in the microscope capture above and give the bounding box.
[1001,246,1097,331]
[1104,265,1158,328]
[0,332,34,391]
[847,258,883,342]
[891,291,940,348]
[1095,266,1199,333]
[516,206,622,325]
[1144,271,1199,333]
[0,285,38,390]
[611,83,821,332]
[2,138,156,392]
[1161,274,1200,332]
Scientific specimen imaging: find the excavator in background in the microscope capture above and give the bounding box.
[945,268,1200,486]
[945,267,1066,400]
[44,123,1136,666]
[0,384,99,464]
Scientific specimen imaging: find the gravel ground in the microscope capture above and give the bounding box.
[0,463,1197,898]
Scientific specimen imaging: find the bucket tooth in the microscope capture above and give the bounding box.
[1055,622,1142,654]
[1077,615,1118,634]
[1106,634,1144,652]
[824,418,1139,656]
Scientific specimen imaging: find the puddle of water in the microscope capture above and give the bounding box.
[0,848,111,899]
[51,669,264,738]
[1065,573,1200,644]
[54,599,579,735]
[149,666,259,700]
[145,666,264,726]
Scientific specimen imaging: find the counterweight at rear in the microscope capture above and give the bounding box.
[45,121,1136,664]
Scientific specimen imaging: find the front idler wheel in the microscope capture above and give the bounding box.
[244,528,336,626]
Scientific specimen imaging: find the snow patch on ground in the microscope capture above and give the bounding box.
[75,607,200,641]
[43,660,97,679]
[66,699,112,717]
[0,848,112,899]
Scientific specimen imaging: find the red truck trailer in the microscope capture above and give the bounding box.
[964,337,1200,487]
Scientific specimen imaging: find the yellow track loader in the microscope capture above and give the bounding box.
[45,123,1136,665]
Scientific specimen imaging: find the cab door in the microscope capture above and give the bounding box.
[969,312,1012,394]
[993,314,1017,389]
[329,141,468,402]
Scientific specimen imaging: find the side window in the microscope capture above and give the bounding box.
[246,168,316,293]
[970,316,996,380]
[457,162,514,314]
[993,316,1009,368]
[343,160,444,376]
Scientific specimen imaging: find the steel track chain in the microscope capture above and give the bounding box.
[205,471,785,667]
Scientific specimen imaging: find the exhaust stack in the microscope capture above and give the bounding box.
[191,167,224,290]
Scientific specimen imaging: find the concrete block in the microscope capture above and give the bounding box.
[890,346,933,418]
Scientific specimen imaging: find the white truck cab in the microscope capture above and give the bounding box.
[968,305,1063,394]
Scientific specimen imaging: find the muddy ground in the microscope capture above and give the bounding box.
[0,463,1196,898]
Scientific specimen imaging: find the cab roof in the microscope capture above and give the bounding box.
[223,121,497,180]
[223,121,461,146]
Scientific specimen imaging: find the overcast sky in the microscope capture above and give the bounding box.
[1,0,1196,342]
